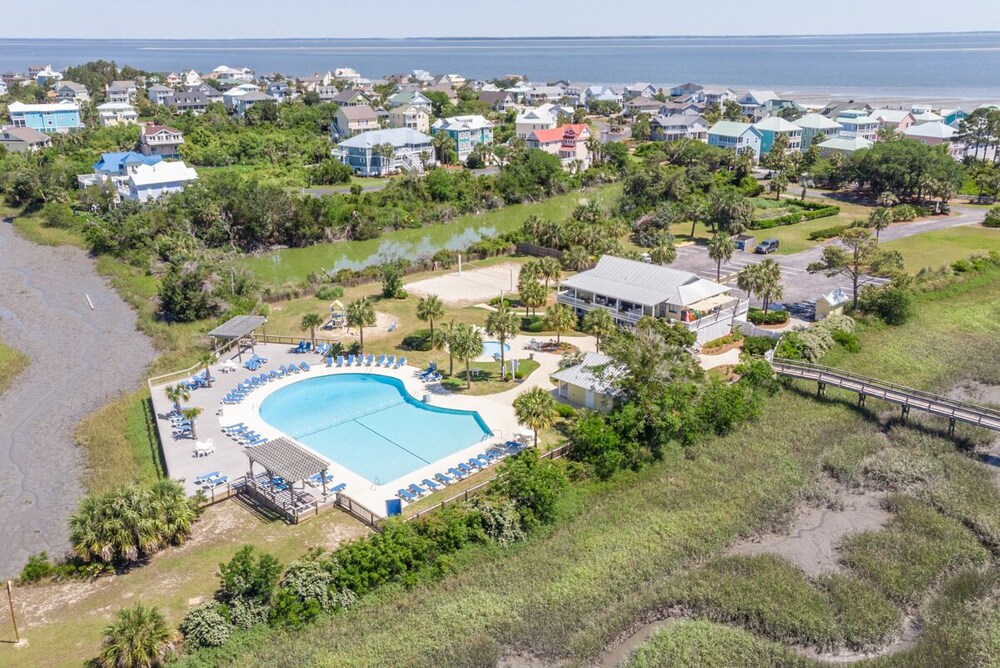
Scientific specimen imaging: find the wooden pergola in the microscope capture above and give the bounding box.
[207,315,267,361]
[245,437,331,505]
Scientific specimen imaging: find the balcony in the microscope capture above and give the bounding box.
[557,291,647,324]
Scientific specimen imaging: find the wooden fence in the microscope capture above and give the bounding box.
[335,494,384,530]
[515,242,563,259]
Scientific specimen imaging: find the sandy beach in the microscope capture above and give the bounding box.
[0,220,156,579]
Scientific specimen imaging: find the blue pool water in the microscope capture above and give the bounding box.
[481,341,511,358]
[259,374,491,484]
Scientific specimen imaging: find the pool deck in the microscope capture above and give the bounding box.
[150,335,592,517]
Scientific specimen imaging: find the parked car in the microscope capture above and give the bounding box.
[755,239,779,254]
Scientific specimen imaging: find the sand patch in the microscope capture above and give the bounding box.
[728,490,890,576]
[406,263,522,305]
[945,380,1000,407]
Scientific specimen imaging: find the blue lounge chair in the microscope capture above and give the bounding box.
[300,361,310,372]
[244,436,267,447]
[257,374,269,384]
[268,370,279,380]
[434,473,453,485]
[194,471,220,484]
[336,355,345,367]
[475,455,492,467]
[395,357,406,369]
[385,355,395,367]
[376,354,386,367]
[421,478,440,491]
[397,488,416,502]
[366,354,375,366]
[309,471,334,485]
[388,321,397,332]
[329,482,346,493]
[447,467,466,479]
[456,463,474,475]
[355,355,363,366]
[409,483,427,496]
[222,423,245,433]
[466,459,483,470]
[427,372,442,382]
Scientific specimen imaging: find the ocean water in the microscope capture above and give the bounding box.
[2,33,1000,100]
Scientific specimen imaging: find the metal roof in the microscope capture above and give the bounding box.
[245,437,329,482]
[550,352,622,395]
[560,256,729,308]
[207,315,267,340]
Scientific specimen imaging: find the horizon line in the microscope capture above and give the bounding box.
[1,30,999,41]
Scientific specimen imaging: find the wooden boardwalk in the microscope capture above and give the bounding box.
[770,358,1000,434]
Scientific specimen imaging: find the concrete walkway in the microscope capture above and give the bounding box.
[0,220,156,578]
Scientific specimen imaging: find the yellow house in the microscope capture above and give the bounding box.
[550,352,620,413]
[816,288,851,320]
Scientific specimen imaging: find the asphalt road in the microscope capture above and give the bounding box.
[670,205,986,318]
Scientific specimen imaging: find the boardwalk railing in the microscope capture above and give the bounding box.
[771,357,1000,433]
[147,337,240,391]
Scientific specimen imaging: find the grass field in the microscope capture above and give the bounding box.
[882,225,1000,272]
[244,184,622,286]
[0,340,29,397]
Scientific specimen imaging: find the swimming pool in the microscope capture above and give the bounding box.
[481,340,511,358]
[258,374,492,485]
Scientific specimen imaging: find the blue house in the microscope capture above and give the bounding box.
[753,117,803,154]
[78,151,164,190]
[707,121,763,161]
[336,128,436,176]
[7,101,82,134]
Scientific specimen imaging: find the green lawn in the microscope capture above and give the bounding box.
[0,340,28,397]
[882,225,1000,272]
[244,184,622,286]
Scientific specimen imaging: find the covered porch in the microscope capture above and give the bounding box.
[208,314,268,362]
[243,437,339,523]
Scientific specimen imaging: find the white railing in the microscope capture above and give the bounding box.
[556,293,646,323]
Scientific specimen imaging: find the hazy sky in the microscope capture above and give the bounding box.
[3,0,1000,38]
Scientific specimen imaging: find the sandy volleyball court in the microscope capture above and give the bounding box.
[406,262,522,305]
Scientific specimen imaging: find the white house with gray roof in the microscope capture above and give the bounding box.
[335,128,436,176]
[550,352,622,412]
[557,255,749,344]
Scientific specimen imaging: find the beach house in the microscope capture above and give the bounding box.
[106,80,138,104]
[233,91,274,117]
[526,123,593,171]
[738,90,780,119]
[516,107,558,139]
[792,113,843,148]
[169,91,210,115]
[388,105,430,133]
[835,110,880,142]
[335,128,436,176]
[431,115,494,162]
[650,115,709,143]
[55,81,89,102]
[139,123,185,158]
[126,161,199,202]
[147,84,175,105]
[7,101,82,133]
[550,352,621,412]
[753,116,803,154]
[870,109,916,132]
[0,125,52,153]
[816,135,874,157]
[333,105,379,138]
[557,255,749,345]
[707,121,763,161]
[97,102,138,127]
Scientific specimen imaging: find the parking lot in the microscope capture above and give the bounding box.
[670,242,890,321]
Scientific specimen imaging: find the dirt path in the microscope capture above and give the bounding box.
[0,220,156,578]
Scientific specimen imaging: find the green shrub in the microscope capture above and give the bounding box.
[488,296,512,307]
[228,597,271,631]
[18,552,54,584]
[554,402,577,419]
[752,205,839,230]
[489,448,568,527]
[983,206,1000,227]
[808,225,847,241]
[470,497,527,546]
[775,315,854,362]
[315,285,344,301]
[832,329,861,353]
[891,204,923,222]
[702,330,743,350]
[219,546,283,604]
[858,285,913,325]
[742,335,776,356]
[748,309,789,325]
[401,329,433,351]
[520,316,544,333]
[180,602,233,649]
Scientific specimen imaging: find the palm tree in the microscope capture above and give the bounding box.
[707,233,736,281]
[562,246,593,271]
[437,320,457,375]
[582,307,616,352]
[521,280,547,317]
[650,237,676,266]
[537,256,561,290]
[513,387,557,448]
[432,132,455,164]
[544,304,576,345]
[755,259,784,313]
[868,207,892,241]
[448,323,484,389]
[416,294,445,342]
[195,352,216,389]
[736,263,763,306]
[300,312,324,348]
[485,303,520,380]
[346,297,376,356]
[165,383,189,412]
[181,407,203,439]
[99,603,175,668]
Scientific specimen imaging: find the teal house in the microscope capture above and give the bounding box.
[430,115,494,162]
[753,117,803,154]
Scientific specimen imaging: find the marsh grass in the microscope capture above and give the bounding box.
[0,340,29,397]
